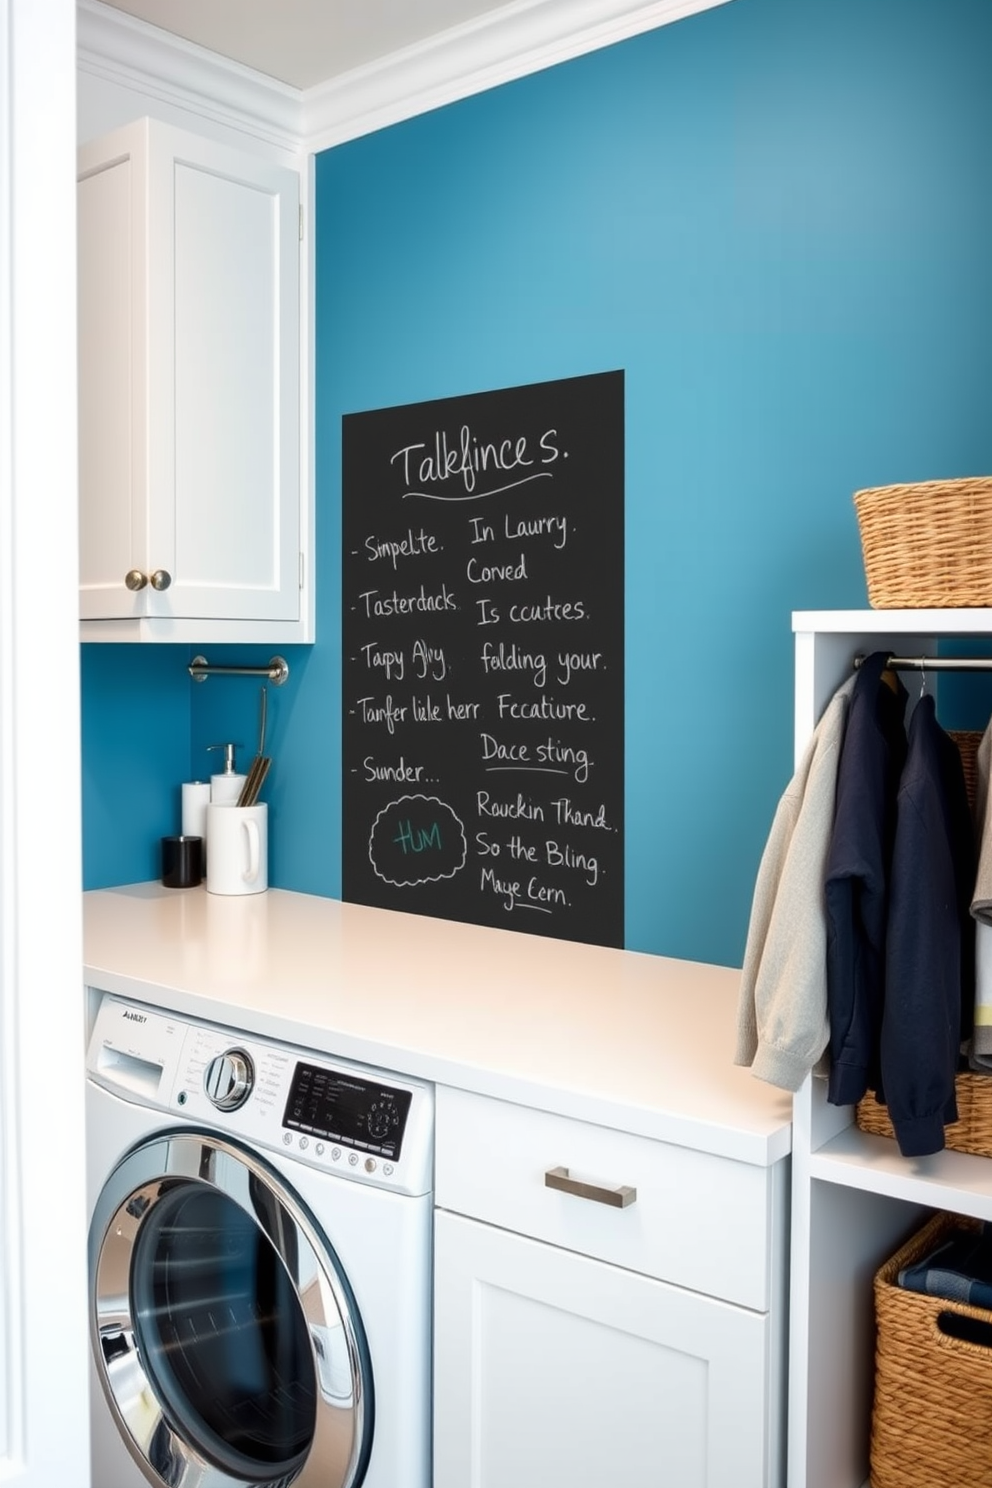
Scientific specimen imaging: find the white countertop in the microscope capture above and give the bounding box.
[83,884,791,1166]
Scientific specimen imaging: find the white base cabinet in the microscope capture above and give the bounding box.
[77,116,311,643]
[434,1085,787,1488]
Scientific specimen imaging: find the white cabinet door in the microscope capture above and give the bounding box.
[434,1209,771,1488]
[77,117,305,641]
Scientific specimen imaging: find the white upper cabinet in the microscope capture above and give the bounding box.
[77,117,311,642]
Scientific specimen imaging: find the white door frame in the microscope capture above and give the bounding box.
[0,1,90,1482]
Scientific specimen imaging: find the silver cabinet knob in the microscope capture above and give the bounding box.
[150,569,172,591]
[125,569,148,591]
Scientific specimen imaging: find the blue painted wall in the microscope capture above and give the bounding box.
[80,0,992,969]
[81,644,192,887]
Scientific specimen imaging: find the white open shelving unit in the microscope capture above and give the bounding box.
[788,609,992,1488]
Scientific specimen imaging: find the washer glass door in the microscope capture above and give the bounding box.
[90,1132,373,1488]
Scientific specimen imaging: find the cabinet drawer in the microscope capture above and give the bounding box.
[435,1086,784,1311]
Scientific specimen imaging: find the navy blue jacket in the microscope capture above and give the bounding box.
[880,695,975,1158]
[825,652,908,1107]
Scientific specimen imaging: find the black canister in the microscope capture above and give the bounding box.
[161,834,203,888]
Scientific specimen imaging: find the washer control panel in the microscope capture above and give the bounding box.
[85,994,434,1196]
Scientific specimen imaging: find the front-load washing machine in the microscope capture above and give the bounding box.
[85,992,433,1488]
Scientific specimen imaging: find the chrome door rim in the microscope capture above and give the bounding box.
[90,1130,373,1488]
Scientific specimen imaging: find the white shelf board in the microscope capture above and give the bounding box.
[810,1125,992,1221]
[794,608,992,635]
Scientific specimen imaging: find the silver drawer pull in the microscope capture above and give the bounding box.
[544,1165,637,1209]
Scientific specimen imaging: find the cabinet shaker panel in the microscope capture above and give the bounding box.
[433,1210,771,1488]
[77,117,308,643]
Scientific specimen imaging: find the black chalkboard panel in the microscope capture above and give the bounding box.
[342,371,624,947]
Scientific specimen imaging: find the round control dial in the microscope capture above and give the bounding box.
[204,1048,255,1111]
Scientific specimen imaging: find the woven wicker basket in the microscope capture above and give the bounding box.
[857,1072,992,1158]
[854,477,992,608]
[871,1211,992,1488]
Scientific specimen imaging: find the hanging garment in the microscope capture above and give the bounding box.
[968,722,992,1068]
[879,695,975,1157]
[824,652,908,1107]
[735,675,855,1091]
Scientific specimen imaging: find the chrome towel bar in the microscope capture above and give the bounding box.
[188,654,290,686]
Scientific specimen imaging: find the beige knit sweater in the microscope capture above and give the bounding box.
[735,676,855,1091]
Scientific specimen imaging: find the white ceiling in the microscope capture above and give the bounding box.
[98,0,520,91]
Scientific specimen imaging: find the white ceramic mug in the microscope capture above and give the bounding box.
[206,802,268,896]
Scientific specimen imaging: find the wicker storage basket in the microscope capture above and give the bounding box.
[854,477,992,608]
[871,1211,992,1488]
[857,1072,992,1158]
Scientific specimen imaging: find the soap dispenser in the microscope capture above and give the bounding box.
[207,742,246,805]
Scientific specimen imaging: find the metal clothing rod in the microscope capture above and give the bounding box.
[855,653,992,673]
[188,654,290,686]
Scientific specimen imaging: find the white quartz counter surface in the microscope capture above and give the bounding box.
[83,884,791,1166]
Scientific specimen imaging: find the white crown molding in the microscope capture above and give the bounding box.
[303,0,733,151]
[76,0,305,153]
[77,0,732,158]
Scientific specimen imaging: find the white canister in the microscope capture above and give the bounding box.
[181,780,211,863]
[206,802,268,896]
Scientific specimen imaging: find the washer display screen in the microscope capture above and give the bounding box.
[283,1064,412,1160]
